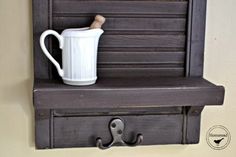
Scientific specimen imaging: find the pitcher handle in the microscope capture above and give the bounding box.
[40,30,64,77]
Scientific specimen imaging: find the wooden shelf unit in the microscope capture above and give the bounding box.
[33,0,225,149]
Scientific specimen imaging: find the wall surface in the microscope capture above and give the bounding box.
[0,0,235,157]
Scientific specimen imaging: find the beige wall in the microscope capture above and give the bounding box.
[0,0,235,156]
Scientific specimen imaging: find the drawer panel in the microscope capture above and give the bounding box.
[53,114,183,148]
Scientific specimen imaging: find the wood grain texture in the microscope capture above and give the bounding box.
[35,0,189,79]
[187,0,207,76]
[53,0,188,15]
[33,77,225,109]
[98,51,185,65]
[185,106,204,144]
[33,0,50,79]
[97,66,184,77]
[99,35,186,48]
[53,107,183,116]
[53,114,183,148]
[35,110,51,149]
[53,17,186,32]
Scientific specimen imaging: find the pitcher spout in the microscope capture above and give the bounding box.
[88,28,104,39]
[94,28,104,38]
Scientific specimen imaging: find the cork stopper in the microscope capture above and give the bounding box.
[90,15,106,29]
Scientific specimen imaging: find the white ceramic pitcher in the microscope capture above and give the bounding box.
[40,27,104,86]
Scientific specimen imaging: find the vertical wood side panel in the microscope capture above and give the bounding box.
[35,110,51,149]
[33,0,50,79]
[185,0,193,76]
[49,0,53,79]
[188,0,207,76]
[182,106,204,144]
[185,106,204,144]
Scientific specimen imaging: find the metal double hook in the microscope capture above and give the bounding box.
[96,118,143,150]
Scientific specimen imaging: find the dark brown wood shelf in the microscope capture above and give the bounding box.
[33,0,225,149]
[34,77,224,110]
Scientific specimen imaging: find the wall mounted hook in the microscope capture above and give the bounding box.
[96,118,143,150]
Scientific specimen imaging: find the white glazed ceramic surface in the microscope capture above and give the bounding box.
[40,27,104,86]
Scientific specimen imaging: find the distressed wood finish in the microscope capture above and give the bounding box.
[53,17,187,32]
[53,115,183,148]
[35,106,204,149]
[35,110,51,148]
[184,106,204,144]
[35,0,189,79]
[97,66,185,77]
[97,50,185,65]
[99,35,186,48]
[186,0,207,76]
[33,0,50,79]
[33,0,225,149]
[53,0,188,15]
[34,77,224,109]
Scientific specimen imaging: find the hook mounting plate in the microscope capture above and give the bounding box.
[96,118,143,150]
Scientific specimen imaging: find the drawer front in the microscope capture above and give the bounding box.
[53,114,183,148]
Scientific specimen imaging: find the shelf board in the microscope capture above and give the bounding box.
[33,77,224,109]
